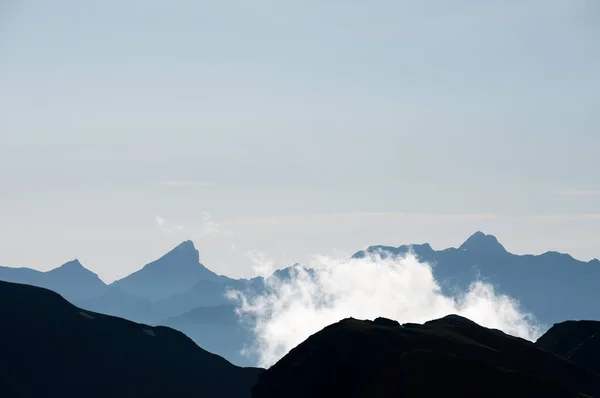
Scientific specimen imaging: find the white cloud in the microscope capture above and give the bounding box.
[229,251,542,368]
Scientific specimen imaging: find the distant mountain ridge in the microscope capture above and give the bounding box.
[353,231,600,325]
[1,232,599,366]
[0,259,107,301]
[111,240,230,301]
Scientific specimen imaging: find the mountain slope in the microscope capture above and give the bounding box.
[0,280,263,398]
[111,240,230,301]
[0,259,107,301]
[353,231,600,324]
[252,315,600,398]
[75,285,156,323]
[536,320,600,375]
[153,277,263,321]
[158,304,256,367]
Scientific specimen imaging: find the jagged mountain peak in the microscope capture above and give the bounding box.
[158,240,200,264]
[109,240,225,301]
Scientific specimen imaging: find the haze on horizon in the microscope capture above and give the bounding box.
[1,0,598,283]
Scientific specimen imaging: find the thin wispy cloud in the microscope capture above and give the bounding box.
[195,212,234,239]
[155,213,234,239]
[155,216,184,235]
[556,189,600,197]
[221,212,501,227]
[528,213,600,221]
[157,181,213,188]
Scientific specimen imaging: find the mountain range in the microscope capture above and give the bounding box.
[1,231,599,367]
[354,231,600,323]
[4,277,600,397]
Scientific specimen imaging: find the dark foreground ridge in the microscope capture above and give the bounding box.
[3,278,600,398]
[252,314,600,398]
[0,280,263,398]
[537,320,600,375]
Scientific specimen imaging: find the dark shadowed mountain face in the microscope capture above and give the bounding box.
[0,280,263,398]
[536,320,600,375]
[110,240,231,301]
[252,315,600,398]
[0,259,107,301]
[353,231,600,325]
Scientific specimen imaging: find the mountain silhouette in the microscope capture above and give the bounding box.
[353,231,600,325]
[76,285,156,322]
[537,320,600,375]
[0,259,107,301]
[0,280,262,398]
[252,314,600,398]
[158,304,257,367]
[152,278,262,321]
[458,230,507,254]
[110,240,230,301]
[2,233,600,367]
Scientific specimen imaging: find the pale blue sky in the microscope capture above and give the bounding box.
[1,0,598,282]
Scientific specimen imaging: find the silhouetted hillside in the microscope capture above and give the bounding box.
[0,280,262,398]
[537,320,600,375]
[252,315,600,398]
[159,304,257,367]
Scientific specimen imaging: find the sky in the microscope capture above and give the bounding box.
[0,0,598,283]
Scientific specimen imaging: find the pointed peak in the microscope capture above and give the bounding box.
[169,240,197,254]
[48,259,100,279]
[158,240,200,263]
[174,240,196,250]
[459,231,507,254]
[465,231,487,240]
[589,258,599,265]
[60,259,84,269]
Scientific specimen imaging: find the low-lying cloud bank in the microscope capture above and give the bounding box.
[229,251,543,368]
